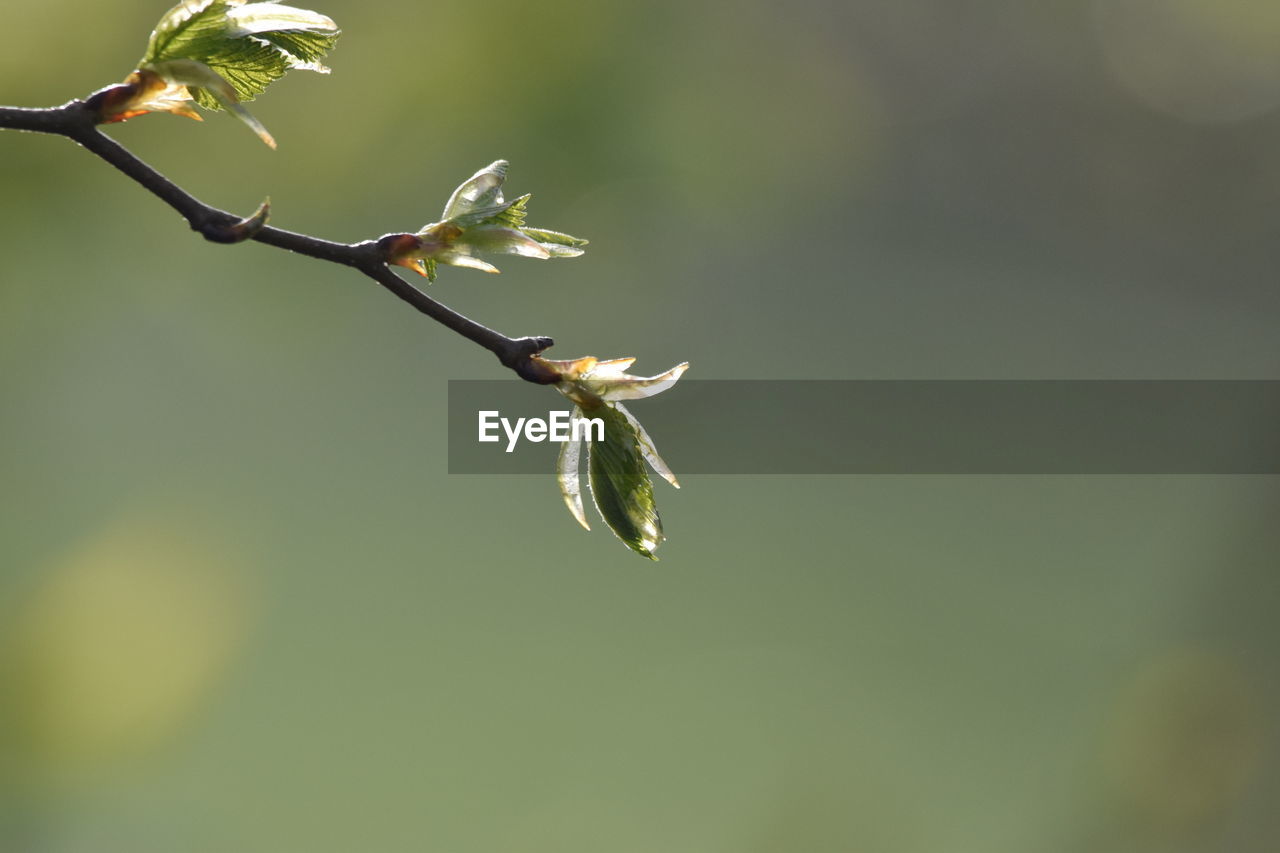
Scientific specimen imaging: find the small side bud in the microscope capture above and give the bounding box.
[201,198,271,244]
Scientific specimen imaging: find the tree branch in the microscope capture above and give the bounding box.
[0,92,562,384]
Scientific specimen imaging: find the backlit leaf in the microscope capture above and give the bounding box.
[126,0,339,145]
[616,402,679,488]
[588,405,664,559]
[441,160,509,221]
[557,409,590,531]
[393,161,587,279]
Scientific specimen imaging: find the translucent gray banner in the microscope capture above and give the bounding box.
[447,380,1280,474]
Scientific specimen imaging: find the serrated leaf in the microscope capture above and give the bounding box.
[143,0,228,67]
[135,0,339,145]
[148,58,277,146]
[447,195,532,231]
[588,405,664,559]
[224,2,336,38]
[255,30,336,68]
[520,227,588,257]
[519,227,588,248]
[490,194,530,228]
[463,225,551,259]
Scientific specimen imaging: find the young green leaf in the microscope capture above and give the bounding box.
[537,355,688,558]
[142,0,339,92]
[588,405,664,559]
[519,227,590,257]
[145,58,279,146]
[557,410,590,531]
[615,402,679,488]
[441,160,510,221]
[143,0,239,68]
[100,0,340,146]
[387,161,588,281]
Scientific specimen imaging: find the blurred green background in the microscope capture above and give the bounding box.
[2,0,1279,850]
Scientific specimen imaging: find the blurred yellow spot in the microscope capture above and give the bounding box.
[1100,650,1265,834]
[1094,0,1280,122]
[0,514,250,785]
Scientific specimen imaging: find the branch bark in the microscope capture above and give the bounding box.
[0,92,561,384]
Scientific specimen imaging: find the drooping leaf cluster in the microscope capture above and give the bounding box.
[543,357,688,559]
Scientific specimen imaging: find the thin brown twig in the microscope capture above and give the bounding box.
[0,91,561,384]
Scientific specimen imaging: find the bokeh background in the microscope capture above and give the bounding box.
[3,0,1279,850]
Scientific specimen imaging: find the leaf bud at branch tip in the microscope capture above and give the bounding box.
[385,161,587,282]
[540,357,688,557]
[504,337,560,384]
